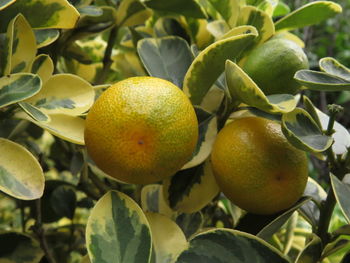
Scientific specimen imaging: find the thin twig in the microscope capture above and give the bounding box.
[33,199,57,263]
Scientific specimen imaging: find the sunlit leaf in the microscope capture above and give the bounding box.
[0,0,15,11]
[137,36,193,88]
[183,30,258,105]
[225,60,297,113]
[0,138,44,200]
[275,1,342,31]
[319,57,350,81]
[0,73,41,108]
[0,0,80,32]
[18,102,50,122]
[26,74,94,116]
[281,107,333,153]
[86,191,152,263]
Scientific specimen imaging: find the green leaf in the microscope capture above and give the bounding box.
[295,234,322,263]
[319,57,350,81]
[281,107,333,153]
[322,235,350,260]
[0,232,44,263]
[206,20,230,39]
[76,6,116,34]
[137,36,193,88]
[17,113,86,145]
[0,0,80,33]
[316,108,350,155]
[294,70,350,91]
[18,102,50,122]
[25,73,95,116]
[146,212,188,263]
[275,1,342,31]
[116,0,152,27]
[225,60,297,114]
[30,54,54,85]
[237,5,275,45]
[141,184,175,218]
[86,191,152,263]
[273,1,291,17]
[34,29,60,48]
[257,197,311,241]
[219,25,258,40]
[0,138,44,200]
[302,96,322,130]
[50,184,77,219]
[0,0,15,10]
[175,229,290,263]
[183,30,258,105]
[163,160,220,213]
[299,177,326,227]
[7,14,37,74]
[207,0,240,28]
[144,0,206,19]
[0,30,11,76]
[331,174,350,224]
[0,73,41,108]
[182,107,217,169]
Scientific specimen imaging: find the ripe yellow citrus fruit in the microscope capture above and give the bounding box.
[84,76,198,184]
[242,38,309,95]
[211,117,308,215]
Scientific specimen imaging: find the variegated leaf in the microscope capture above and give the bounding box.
[0,0,80,32]
[183,30,258,105]
[146,212,188,263]
[206,20,230,39]
[18,102,50,122]
[225,60,297,114]
[175,229,290,263]
[6,14,37,74]
[25,74,94,116]
[219,25,257,40]
[319,57,350,81]
[295,234,322,263]
[207,0,240,28]
[0,0,15,10]
[30,54,54,85]
[274,1,342,31]
[281,108,333,153]
[0,138,44,200]
[137,36,193,88]
[182,107,217,169]
[116,0,152,27]
[86,191,152,263]
[0,73,41,108]
[34,29,60,48]
[163,160,220,213]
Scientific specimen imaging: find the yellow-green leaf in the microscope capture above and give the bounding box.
[207,0,240,28]
[0,138,44,200]
[319,57,350,81]
[18,101,50,122]
[0,0,80,32]
[34,29,60,48]
[0,73,42,108]
[183,30,258,105]
[116,0,152,27]
[225,60,297,114]
[18,113,86,145]
[163,160,220,213]
[219,25,257,40]
[237,5,275,45]
[26,74,95,116]
[86,191,152,263]
[6,14,37,74]
[0,0,15,11]
[30,54,54,85]
[146,212,188,263]
[275,1,342,32]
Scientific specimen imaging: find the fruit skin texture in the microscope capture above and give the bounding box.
[84,76,198,184]
[242,38,309,95]
[211,117,308,215]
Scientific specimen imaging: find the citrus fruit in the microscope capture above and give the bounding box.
[211,116,308,215]
[84,76,198,184]
[242,38,309,95]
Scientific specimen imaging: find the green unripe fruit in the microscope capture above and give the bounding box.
[242,39,309,95]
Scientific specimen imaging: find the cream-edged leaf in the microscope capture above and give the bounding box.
[86,191,152,263]
[225,60,297,113]
[0,138,44,200]
[30,54,54,85]
[18,102,50,123]
[116,0,152,27]
[34,29,59,48]
[26,74,95,116]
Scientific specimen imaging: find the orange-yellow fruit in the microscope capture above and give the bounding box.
[84,76,198,184]
[211,117,308,215]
